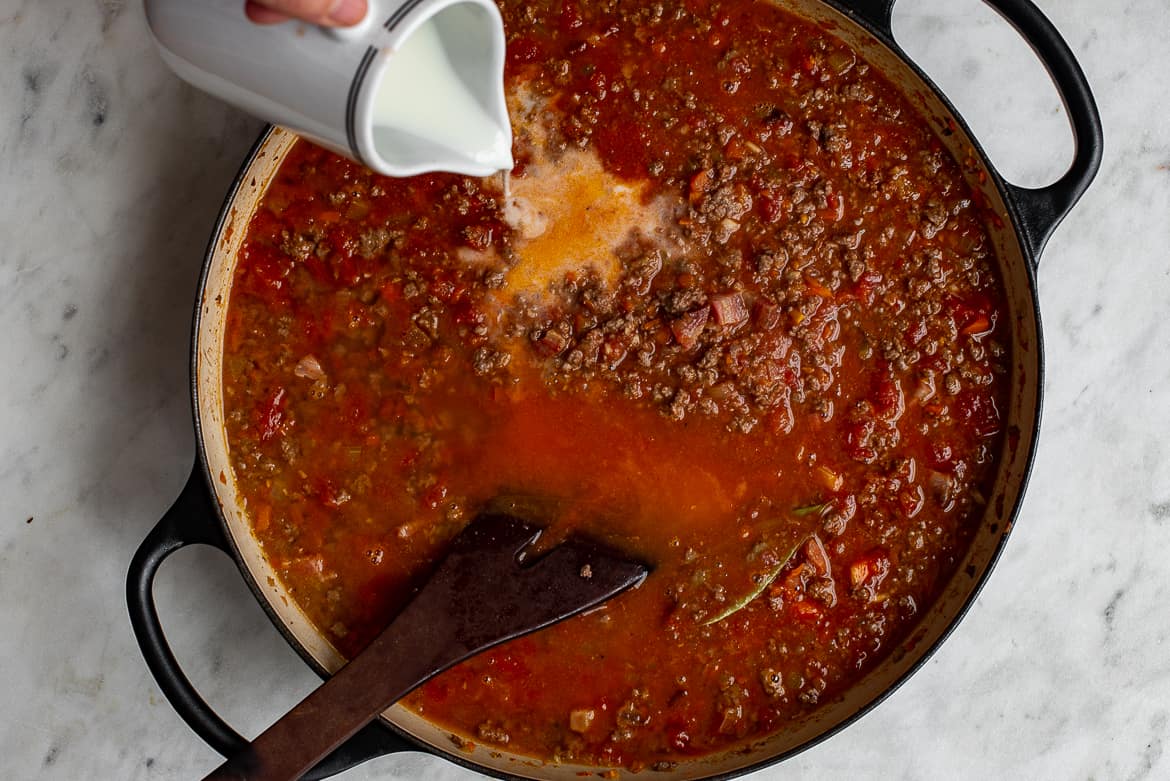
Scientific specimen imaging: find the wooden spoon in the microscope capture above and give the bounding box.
[203,512,648,781]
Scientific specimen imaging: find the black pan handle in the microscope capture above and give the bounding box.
[834,0,1104,262]
[126,464,413,779]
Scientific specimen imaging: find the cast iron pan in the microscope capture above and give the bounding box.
[127,0,1103,777]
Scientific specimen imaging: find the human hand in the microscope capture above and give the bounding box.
[244,0,368,26]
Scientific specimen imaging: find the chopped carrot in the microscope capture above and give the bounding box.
[688,168,712,204]
[815,465,843,492]
[724,136,747,159]
[804,275,833,298]
[961,314,992,336]
[253,503,272,533]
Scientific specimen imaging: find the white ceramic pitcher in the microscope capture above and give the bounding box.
[144,0,512,177]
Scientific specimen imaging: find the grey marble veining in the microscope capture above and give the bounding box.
[1,0,1168,778]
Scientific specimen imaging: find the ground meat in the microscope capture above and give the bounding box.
[280,230,319,262]
[357,226,393,258]
[471,347,511,376]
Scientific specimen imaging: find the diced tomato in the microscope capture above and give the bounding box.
[853,269,883,306]
[256,387,286,442]
[508,36,543,66]
[559,0,583,33]
[955,391,1001,437]
[804,536,831,576]
[309,477,350,508]
[801,52,818,76]
[843,418,877,463]
[947,293,996,337]
[758,193,784,223]
[898,485,925,518]
[928,440,955,469]
[870,372,904,421]
[904,318,928,346]
[592,118,651,177]
[820,191,844,221]
[588,71,608,100]
[240,244,290,298]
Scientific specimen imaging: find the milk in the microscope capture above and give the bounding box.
[371,20,513,174]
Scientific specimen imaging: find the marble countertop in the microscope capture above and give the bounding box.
[2,0,1167,778]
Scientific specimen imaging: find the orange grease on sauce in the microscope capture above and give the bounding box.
[501,147,642,295]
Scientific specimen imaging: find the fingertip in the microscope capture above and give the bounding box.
[326,0,367,26]
[245,2,291,24]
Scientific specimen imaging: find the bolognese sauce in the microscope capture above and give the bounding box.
[223,0,1008,769]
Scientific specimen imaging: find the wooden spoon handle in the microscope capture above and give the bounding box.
[202,513,647,781]
[202,615,460,781]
